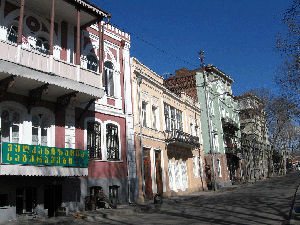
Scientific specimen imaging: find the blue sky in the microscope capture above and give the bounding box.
[91,0,291,96]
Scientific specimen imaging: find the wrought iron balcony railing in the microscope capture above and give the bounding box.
[165,129,200,148]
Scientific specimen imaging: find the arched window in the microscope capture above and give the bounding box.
[7,25,18,43]
[106,123,119,160]
[87,121,101,159]
[32,115,49,146]
[104,61,114,96]
[36,37,49,54]
[87,55,98,72]
[1,110,21,143]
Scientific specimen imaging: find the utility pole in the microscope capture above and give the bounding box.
[199,50,217,191]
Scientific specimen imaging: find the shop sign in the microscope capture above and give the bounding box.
[1,142,88,168]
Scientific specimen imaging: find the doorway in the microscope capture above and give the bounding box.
[155,150,163,194]
[16,187,36,214]
[143,148,153,199]
[44,185,62,217]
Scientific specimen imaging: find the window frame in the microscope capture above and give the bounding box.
[87,54,98,72]
[105,122,121,161]
[87,121,102,159]
[152,105,158,130]
[164,103,183,132]
[104,61,115,96]
[31,114,50,146]
[141,101,148,127]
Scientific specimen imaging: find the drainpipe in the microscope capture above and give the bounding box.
[137,76,145,199]
[101,14,111,87]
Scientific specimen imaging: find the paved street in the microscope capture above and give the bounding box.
[4,171,300,225]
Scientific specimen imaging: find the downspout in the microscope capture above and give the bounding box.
[101,13,111,87]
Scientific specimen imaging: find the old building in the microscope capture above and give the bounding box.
[235,93,270,181]
[164,65,242,188]
[0,0,135,221]
[131,58,206,202]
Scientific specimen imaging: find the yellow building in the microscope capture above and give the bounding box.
[131,58,207,201]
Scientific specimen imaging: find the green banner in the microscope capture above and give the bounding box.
[1,143,88,168]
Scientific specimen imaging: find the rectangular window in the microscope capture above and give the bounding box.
[176,110,183,130]
[90,186,102,198]
[193,155,203,178]
[106,124,119,160]
[87,122,101,159]
[142,101,147,127]
[1,110,20,143]
[152,105,157,130]
[164,103,182,132]
[109,185,119,205]
[209,98,214,115]
[164,104,170,131]
[195,119,198,136]
[217,158,222,177]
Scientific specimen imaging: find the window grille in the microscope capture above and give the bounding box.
[106,124,119,160]
[87,122,101,159]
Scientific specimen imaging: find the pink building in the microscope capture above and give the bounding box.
[0,0,135,221]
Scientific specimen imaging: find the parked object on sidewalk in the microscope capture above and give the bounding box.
[154,194,163,204]
[75,214,86,219]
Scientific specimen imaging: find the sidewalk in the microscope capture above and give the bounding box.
[0,179,269,225]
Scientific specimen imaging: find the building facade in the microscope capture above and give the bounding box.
[131,58,206,202]
[235,93,270,181]
[0,0,135,222]
[164,65,242,189]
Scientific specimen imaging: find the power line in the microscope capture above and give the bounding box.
[109,21,199,69]
[98,0,200,69]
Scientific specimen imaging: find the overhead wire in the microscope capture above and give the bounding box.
[98,0,200,70]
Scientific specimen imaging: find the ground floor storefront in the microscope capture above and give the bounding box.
[0,175,130,222]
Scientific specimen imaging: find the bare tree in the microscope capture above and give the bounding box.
[276,0,300,105]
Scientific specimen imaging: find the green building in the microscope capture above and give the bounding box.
[195,64,242,188]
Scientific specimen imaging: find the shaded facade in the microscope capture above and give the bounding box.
[131,58,206,202]
[0,0,135,221]
[235,93,270,180]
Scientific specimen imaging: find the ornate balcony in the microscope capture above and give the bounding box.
[165,129,200,148]
[222,117,239,130]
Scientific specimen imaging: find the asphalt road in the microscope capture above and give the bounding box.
[102,171,300,225]
[5,171,300,225]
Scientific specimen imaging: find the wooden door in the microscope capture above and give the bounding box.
[143,149,153,199]
[155,151,163,194]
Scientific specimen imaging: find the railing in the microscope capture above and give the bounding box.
[165,129,200,147]
[53,58,77,81]
[0,40,103,89]
[225,146,238,154]
[0,40,18,62]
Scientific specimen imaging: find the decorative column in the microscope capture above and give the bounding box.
[49,0,55,72]
[17,0,25,62]
[76,7,81,66]
[49,0,55,56]
[76,7,81,82]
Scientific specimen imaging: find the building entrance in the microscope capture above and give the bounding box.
[44,185,62,217]
[16,187,36,214]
